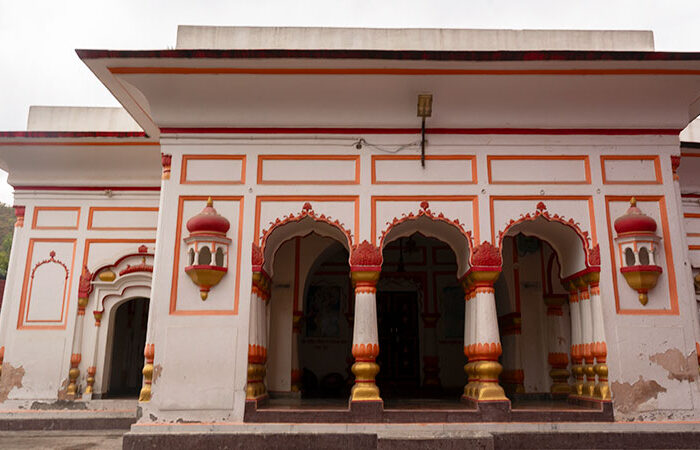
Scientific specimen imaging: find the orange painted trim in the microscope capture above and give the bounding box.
[680,151,700,157]
[371,155,477,185]
[17,238,77,330]
[257,155,360,185]
[31,207,80,230]
[605,195,679,315]
[87,207,158,231]
[489,195,597,246]
[254,195,360,243]
[180,154,246,185]
[170,196,244,315]
[689,245,700,251]
[600,155,663,185]
[684,213,700,238]
[371,195,480,245]
[109,67,700,76]
[486,155,591,185]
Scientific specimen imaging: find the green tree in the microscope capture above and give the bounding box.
[0,204,16,278]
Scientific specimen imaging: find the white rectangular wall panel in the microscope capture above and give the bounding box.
[88,207,158,230]
[488,156,590,184]
[258,155,359,184]
[372,156,476,184]
[601,156,661,184]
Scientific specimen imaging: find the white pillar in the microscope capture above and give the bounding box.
[587,271,610,401]
[577,278,596,398]
[247,270,270,401]
[568,285,584,396]
[348,241,382,403]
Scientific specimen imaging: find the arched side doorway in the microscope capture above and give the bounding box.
[496,202,609,408]
[247,203,354,404]
[106,297,149,397]
[73,245,154,400]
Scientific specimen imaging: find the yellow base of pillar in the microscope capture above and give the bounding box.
[594,363,611,400]
[550,368,570,395]
[583,364,596,397]
[571,365,584,396]
[246,363,268,400]
[463,360,507,401]
[350,361,381,401]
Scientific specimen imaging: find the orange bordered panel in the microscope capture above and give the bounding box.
[371,155,477,184]
[180,155,246,185]
[17,239,77,329]
[600,155,662,185]
[87,207,159,231]
[257,155,360,185]
[487,155,591,185]
[31,207,80,230]
[170,196,244,315]
[604,196,678,315]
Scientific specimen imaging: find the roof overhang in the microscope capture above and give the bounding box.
[77,49,700,139]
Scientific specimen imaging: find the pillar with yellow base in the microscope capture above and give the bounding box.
[461,242,508,406]
[567,283,584,397]
[349,241,382,407]
[577,277,596,398]
[587,270,611,401]
[246,263,271,403]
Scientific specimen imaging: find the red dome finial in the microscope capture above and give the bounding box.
[186,198,230,235]
[614,197,657,235]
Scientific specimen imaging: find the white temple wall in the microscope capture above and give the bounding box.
[0,192,158,401]
[132,132,700,421]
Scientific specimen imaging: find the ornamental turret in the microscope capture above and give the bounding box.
[613,198,662,306]
[183,197,231,300]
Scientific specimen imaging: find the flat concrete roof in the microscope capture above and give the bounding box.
[26,106,142,132]
[176,26,655,51]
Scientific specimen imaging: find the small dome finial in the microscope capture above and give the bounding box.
[630,197,637,207]
[207,197,213,207]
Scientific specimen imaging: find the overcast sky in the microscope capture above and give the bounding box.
[0,0,699,204]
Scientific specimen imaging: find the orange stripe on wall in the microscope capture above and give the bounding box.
[110,66,700,76]
[600,155,662,185]
[31,207,81,230]
[486,155,591,185]
[257,155,360,185]
[17,239,77,330]
[87,207,158,231]
[371,155,477,185]
[180,154,246,185]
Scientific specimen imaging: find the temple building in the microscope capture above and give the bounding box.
[0,26,700,441]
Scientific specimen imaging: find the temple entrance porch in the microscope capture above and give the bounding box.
[245,202,613,422]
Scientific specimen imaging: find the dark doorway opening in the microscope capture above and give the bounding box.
[108,297,149,397]
[377,290,420,398]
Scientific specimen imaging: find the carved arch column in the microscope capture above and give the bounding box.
[462,242,508,403]
[349,241,382,403]
[247,244,271,401]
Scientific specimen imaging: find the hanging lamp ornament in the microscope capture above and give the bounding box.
[183,197,232,300]
[613,198,662,306]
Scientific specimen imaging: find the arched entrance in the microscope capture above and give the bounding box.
[106,297,149,397]
[376,202,472,403]
[495,202,609,409]
[247,203,354,405]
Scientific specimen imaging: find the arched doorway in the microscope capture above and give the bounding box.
[376,202,473,404]
[495,202,607,409]
[248,203,354,406]
[106,297,149,397]
[376,233,465,401]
